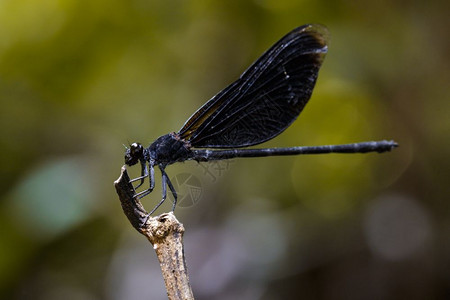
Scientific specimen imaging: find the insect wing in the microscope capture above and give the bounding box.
[179,24,329,148]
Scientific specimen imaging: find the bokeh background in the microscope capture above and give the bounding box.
[1,0,449,299]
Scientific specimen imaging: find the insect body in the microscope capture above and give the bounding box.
[124,24,397,215]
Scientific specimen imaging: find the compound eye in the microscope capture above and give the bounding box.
[130,143,143,155]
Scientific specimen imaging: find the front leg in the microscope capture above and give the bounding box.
[130,160,148,189]
[134,162,155,199]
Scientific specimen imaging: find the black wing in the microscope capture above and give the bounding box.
[178,24,329,148]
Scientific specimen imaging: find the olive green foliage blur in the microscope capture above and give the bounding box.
[1,0,449,299]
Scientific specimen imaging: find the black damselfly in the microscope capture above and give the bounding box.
[124,24,397,214]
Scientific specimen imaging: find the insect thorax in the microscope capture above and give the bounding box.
[148,133,192,165]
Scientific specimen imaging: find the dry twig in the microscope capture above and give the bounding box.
[114,166,194,300]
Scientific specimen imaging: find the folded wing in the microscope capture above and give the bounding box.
[178,24,329,148]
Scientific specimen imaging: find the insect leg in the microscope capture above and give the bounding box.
[134,163,155,199]
[130,160,148,189]
[159,167,178,212]
[148,165,169,215]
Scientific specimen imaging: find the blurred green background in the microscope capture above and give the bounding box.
[1,0,449,299]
